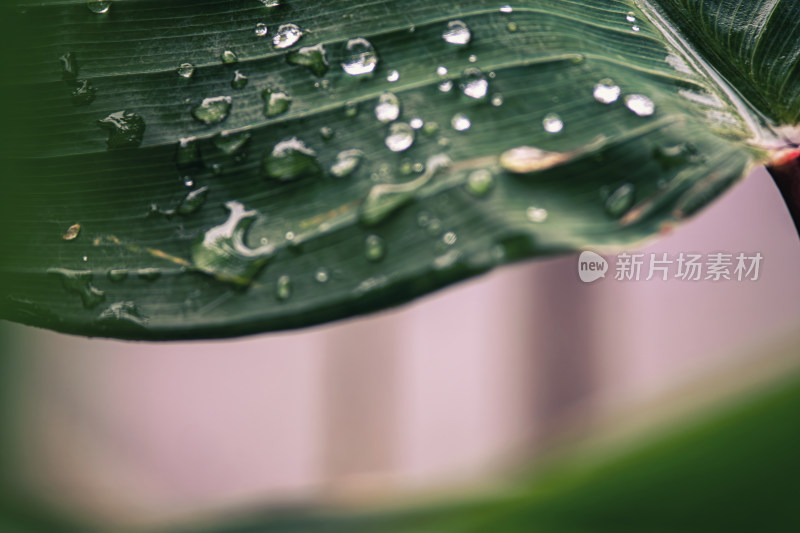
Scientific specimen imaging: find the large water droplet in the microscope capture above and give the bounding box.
[273,23,303,49]
[466,169,494,197]
[97,110,146,149]
[71,79,97,106]
[263,137,322,181]
[451,113,471,131]
[500,146,570,173]
[593,79,621,104]
[177,186,209,215]
[330,149,364,177]
[624,94,655,116]
[542,113,564,133]
[385,122,415,152]
[177,63,195,78]
[86,0,110,14]
[262,88,292,117]
[192,96,233,125]
[460,68,489,100]
[341,37,379,75]
[286,43,329,77]
[192,201,275,285]
[48,268,105,308]
[364,234,386,262]
[442,20,471,45]
[375,91,401,123]
[605,183,635,218]
[213,130,251,155]
[275,275,292,300]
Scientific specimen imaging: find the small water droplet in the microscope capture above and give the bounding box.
[181,176,194,188]
[364,234,386,262]
[213,130,251,155]
[177,62,195,79]
[314,268,330,283]
[137,267,161,281]
[624,94,655,116]
[176,137,202,168]
[593,79,621,104]
[375,92,401,123]
[438,80,453,93]
[319,126,335,140]
[262,88,292,117]
[255,23,268,37]
[385,122,415,152]
[263,137,322,181]
[500,5,513,13]
[451,113,471,131]
[344,101,359,117]
[273,23,303,49]
[526,206,548,223]
[177,186,209,215]
[221,50,238,64]
[605,183,635,217]
[341,37,379,75]
[82,256,88,262]
[62,223,81,241]
[71,79,97,106]
[275,275,292,300]
[507,22,518,32]
[286,43,329,77]
[60,51,79,82]
[542,113,564,133]
[231,70,249,89]
[192,96,233,125]
[466,169,494,197]
[442,231,457,246]
[423,121,439,135]
[631,25,640,32]
[442,20,471,45]
[260,0,279,7]
[107,268,128,282]
[626,12,636,23]
[86,0,111,14]
[468,54,478,63]
[97,110,146,149]
[491,94,504,106]
[437,66,448,76]
[330,149,364,177]
[460,67,489,99]
[409,118,424,129]
[386,69,400,82]
[48,268,105,308]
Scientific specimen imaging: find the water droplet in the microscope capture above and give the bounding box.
[191,96,233,125]
[442,20,471,45]
[314,268,330,283]
[260,0,279,6]
[438,80,453,93]
[375,91,401,123]
[221,50,238,64]
[626,12,636,23]
[213,130,251,155]
[437,66,448,76]
[344,101,359,117]
[82,256,89,262]
[176,137,202,168]
[98,301,147,328]
[500,146,570,173]
[409,118,424,129]
[330,149,364,177]
[460,68,489,100]
[273,23,303,49]
[507,22,518,32]
[451,113,471,131]
[286,43,329,77]
[386,70,400,82]
[59,51,79,82]
[71,79,97,106]
[107,268,128,282]
[500,5,513,13]
[62,223,81,241]
[231,70,249,89]
[526,206,548,223]
[97,110,146,149]
[466,169,494,197]
[624,94,655,116]
[341,37,379,75]
[319,126,335,140]
[263,137,322,181]
[177,186,209,215]
[48,268,105,308]
[423,121,440,135]
[275,275,292,300]
[86,0,110,14]
[262,88,292,117]
[192,201,275,285]
[605,183,635,218]
[653,143,698,169]
[593,79,621,104]
[631,25,640,32]
[468,54,478,63]
[177,63,195,78]
[137,268,161,281]
[255,23,268,37]
[542,113,564,133]
[442,231,457,246]
[491,94,504,106]
[364,234,386,262]
[385,122,415,152]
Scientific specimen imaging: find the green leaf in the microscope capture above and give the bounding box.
[0,0,797,339]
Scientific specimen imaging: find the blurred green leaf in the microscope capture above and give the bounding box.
[0,0,797,339]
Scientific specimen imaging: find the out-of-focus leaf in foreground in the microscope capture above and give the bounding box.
[0,0,797,339]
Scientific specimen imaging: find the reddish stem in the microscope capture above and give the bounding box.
[767,149,800,237]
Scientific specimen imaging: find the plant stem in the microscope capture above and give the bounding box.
[767,149,800,237]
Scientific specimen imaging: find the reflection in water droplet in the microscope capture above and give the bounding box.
[255,23,268,37]
[375,92,401,123]
[192,201,275,285]
[605,183,635,218]
[262,88,292,117]
[71,80,97,106]
[177,63,195,78]
[385,122,415,152]
[97,110,146,149]
[221,50,238,64]
[177,186,209,215]
[442,20,471,45]
[213,130,251,155]
[460,68,489,99]
[48,268,105,308]
[107,268,128,282]
[87,0,111,14]
[263,137,322,181]
[466,169,494,197]
[62,223,81,241]
[342,38,379,75]
[273,23,303,49]
[593,79,621,104]
[286,43,329,77]
[330,149,364,177]
[624,94,655,116]
[191,96,233,125]
[542,113,564,133]
[451,113,471,131]
[526,206,548,223]
[364,234,386,262]
[315,268,330,283]
[275,275,292,300]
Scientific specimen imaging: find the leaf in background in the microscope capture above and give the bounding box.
[0,0,797,339]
